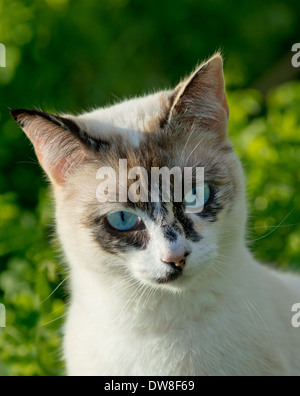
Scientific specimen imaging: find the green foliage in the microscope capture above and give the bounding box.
[0,0,299,376]
[229,83,300,267]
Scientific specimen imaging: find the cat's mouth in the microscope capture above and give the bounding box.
[155,267,183,284]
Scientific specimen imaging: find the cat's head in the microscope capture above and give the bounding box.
[11,54,246,292]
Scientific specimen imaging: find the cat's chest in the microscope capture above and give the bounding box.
[90,322,205,375]
[66,305,222,376]
[65,299,289,376]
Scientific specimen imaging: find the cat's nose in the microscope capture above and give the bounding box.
[161,251,190,270]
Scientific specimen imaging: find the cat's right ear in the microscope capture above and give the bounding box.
[168,53,229,139]
[10,109,106,187]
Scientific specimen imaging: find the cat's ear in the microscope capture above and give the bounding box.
[169,53,229,137]
[10,109,103,186]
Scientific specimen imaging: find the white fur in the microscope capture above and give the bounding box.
[63,257,300,376]
[77,91,170,147]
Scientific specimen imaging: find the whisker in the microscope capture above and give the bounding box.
[40,276,69,305]
[249,209,295,243]
[42,313,68,327]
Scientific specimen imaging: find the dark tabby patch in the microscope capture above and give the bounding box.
[91,215,150,255]
[172,203,203,242]
[162,225,179,243]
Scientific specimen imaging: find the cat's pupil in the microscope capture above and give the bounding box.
[121,212,125,222]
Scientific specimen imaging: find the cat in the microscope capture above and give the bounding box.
[11,53,300,376]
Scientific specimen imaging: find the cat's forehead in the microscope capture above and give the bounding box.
[77,91,172,147]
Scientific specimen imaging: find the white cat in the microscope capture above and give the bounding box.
[12,54,300,376]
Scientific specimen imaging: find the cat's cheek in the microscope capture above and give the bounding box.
[126,254,158,282]
[125,250,169,286]
[188,245,219,272]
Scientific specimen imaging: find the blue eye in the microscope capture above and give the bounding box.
[106,211,141,231]
[183,183,211,211]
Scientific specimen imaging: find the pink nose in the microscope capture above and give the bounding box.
[161,251,190,270]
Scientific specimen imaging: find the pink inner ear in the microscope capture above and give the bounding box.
[36,147,71,185]
[49,153,87,185]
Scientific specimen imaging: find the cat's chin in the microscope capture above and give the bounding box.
[155,267,183,284]
[134,270,197,293]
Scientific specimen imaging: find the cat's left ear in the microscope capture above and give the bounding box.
[168,53,229,138]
